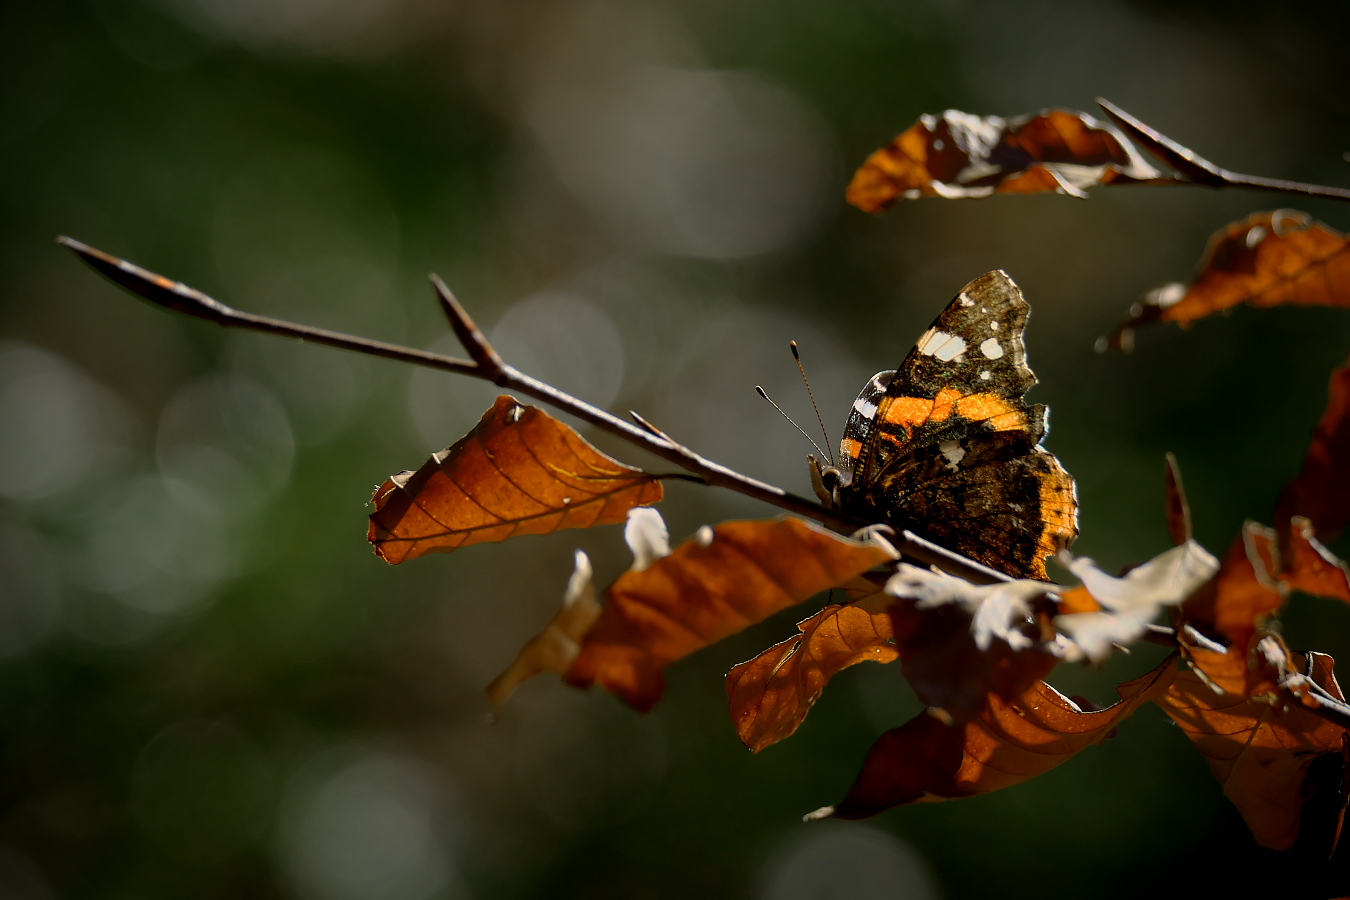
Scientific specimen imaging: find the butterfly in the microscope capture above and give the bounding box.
[811,270,1078,581]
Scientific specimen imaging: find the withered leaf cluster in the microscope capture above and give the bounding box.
[369,354,1350,849]
[365,101,1350,856]
[846,104,1350,354]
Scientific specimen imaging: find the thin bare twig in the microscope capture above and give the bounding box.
[60,235,1018,586]
[1098,98,1350,202]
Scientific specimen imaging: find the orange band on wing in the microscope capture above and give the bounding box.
[881,395,937,429]
[955,392,1019,424]
[880,388,1026,434]
[840,437,864,461]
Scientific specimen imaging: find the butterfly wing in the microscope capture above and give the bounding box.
[836,270,1077,580]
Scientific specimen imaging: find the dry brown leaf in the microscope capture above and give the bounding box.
[486,509,670,713]
[1107,211,1350,350]
[557,518,897,711]
[881,543,1212,722]
[1165,452,1192,547]
[1276,361,1350,541]
[1155,649,1349,850]
[814,655,1178,819]
[368,395,663,563]
[1053,541,1218,664]
[727,590,898,753]
[883,565,1060,721]
[1177,514,1350,696]
[1284,516,1350,604]
[847,108,1162,212]
[1182,522,1283,660]
[485,549,602,713]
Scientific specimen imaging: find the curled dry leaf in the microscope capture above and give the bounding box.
[485,549,601,714]
[1284,516,1350,604]
[814,655,1178,819]
[485,508,671,713]
[884,565,1060,721]
[1276,360,1350,541]
[368,395,663,563]
[1182,521,1283,661]
[494,517,897,713]
[1053,541,1219,664]
[881,542,1213,722]
[727,586,898,753]
[1179,515,1350,695]
[1155,648,1349,850]
[847,108,1162,213]
[1106,211,1350,351]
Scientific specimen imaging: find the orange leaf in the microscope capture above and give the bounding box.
[1108,211,1350,349]
[814,655,1178,819]
[1183,521,1283,660]
[1276,361,1350,541]
[562,519,897,711]
[1155,650,1349,850]
[1179,517,1349,695]
[1285,516,1350,604]
[727,591,898,753]
[368,395,663,563]
[847,108,1161,212]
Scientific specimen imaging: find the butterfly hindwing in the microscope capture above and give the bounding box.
[833,270,1077,581]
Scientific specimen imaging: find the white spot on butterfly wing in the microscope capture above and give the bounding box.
[979,338,1003,359]
[917,329,967,362]
[980,370,991,381]
[959,293,975,308]
[939,439,965,470]
[852,396,878,418]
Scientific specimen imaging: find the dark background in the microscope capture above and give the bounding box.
[2,1,1349,897]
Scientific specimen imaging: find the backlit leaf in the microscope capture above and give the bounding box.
[368,395,663,563]
[485,508,670,713]
[1182,522,1282,661]
[813,655,1177,819]
[1284,516,1350,605]
[494,518,897,712]
[1107,212,1350,350]
[1155,649,1349,850]
[727,588,898,753]
[1053,541,1218,664]
[1276,361,1350,541]
[847,108,1162,212]
[883,565,1060,721]
[485,548,601,714]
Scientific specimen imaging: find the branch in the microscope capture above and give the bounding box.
[1098,98,1350,203]
[60,236,1017,586]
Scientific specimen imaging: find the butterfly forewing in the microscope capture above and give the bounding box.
[834,270,1077,581]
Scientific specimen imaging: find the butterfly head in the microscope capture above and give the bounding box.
[807,454,851,509]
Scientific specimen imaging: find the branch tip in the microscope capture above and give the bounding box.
[58,236,236,322]
[431,274,504,376]
[1095,98,1225,186]
[629,410,671,441]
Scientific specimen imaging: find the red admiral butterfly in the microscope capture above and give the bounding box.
[812,270,1078,581]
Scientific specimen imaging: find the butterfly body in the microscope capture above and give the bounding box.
[813,270,1077,581]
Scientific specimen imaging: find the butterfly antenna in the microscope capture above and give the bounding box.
[755,385,830,461]
[790,341,834,466]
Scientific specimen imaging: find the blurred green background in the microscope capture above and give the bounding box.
[3,1,1349,897]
